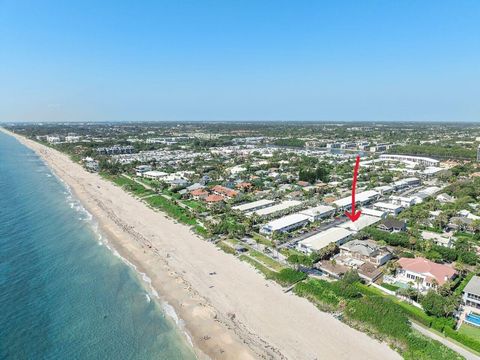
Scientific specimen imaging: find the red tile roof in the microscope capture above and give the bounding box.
[205,194,224,203]
[190,189,208,197]
[212,185,238,198]
[397,257,456,285]
[236,182,252,189]
[297,181,310,187]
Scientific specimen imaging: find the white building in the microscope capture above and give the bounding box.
[143,170,168,180]
[260,213,310,235]
[65,135,81,143]
[361,208,387,218]
[339,214,382,232]
[380,154,439,167]
[421,231,455,248]
[374,185,394,195]
[390,195,415,208]
[135,165,152,176]
[232,199,275,213]
[248,200,302,217]
[333,190,380,211]
[297,227,353,253]
[394,257,456,292]
[372,202,404,216]
[298,205,335,222]
[392,177,421,191]
[46,136,61,144]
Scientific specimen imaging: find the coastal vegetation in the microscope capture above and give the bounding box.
[390,144,476,160]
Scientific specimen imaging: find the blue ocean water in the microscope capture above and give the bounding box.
[0,132,196,360]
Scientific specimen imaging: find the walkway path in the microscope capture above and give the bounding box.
[411,322,479,360]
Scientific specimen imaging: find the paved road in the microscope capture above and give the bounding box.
[411,322,479,360]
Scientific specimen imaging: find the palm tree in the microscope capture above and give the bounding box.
[408,236,417,250]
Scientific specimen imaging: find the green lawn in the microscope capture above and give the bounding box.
[252,233,273,246]
[248,249,285,272]
[459,323,480,340]
[107,175,154,197]
[217,241,237,255]
[182,199,207,212]
[145,195,197,225]
[239,254,275,278]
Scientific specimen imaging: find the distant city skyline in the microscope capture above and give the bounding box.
[1,0,479,122]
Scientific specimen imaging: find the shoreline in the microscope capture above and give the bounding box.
[2,128,402,360]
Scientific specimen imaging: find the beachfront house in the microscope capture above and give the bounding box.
[461,276,480,328]
[394,257,457,293]
[338,239,393,266]
[462,276,480,311]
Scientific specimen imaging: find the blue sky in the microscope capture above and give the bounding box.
[1,0,479,122]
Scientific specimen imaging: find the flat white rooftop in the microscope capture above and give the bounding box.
[249,200,302,217]
[298,227,353,251]
[380,154,439,164]
[333,190,379,208]
[298,205,335,218]
[361,208,386,218]
[339,214,382,232]
[373,201,403,210]
[262,213,310,232]
[232,199,275,212]
[143,170,168,177]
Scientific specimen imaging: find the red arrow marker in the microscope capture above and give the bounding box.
[345,155,362,222]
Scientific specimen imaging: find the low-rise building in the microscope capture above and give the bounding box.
[333,190,380,211]
[47,135,61,144]
[212,185,238,199]
[297,227,353,253]
[361,208,387,219]
[297,205,335,222]
[421,231,455,248]
[377,218,407,232]
[260,213,310,235]
[339,214,382,232]
[135,165,152,176]
[232,199,276,213]
[373,202,404,216]
[248,200,302,217]
[83,157,99,172]
[205,194,225,205]
[462,276,480,311]
[339,239,393,266]
[143,170,168,180]
[380,154,439,167]
[394,257,456,292]
[190,188,208,200]
[390,195,415,208]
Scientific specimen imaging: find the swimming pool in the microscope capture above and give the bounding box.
[465,312,480,327]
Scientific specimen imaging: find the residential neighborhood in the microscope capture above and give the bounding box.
[8,121,480,358]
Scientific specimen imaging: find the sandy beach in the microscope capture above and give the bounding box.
[3,129,402,360]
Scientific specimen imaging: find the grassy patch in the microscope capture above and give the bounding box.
[107,175,154,197]
[344,297,462,359]
[381,283,400,292]
[248,249,285,271]
[459,323,480,339]
[252,233,273,246]
[217,241,237,255]
[183,199,207,212]
[145,195,197,225]
[239,255,275,278]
